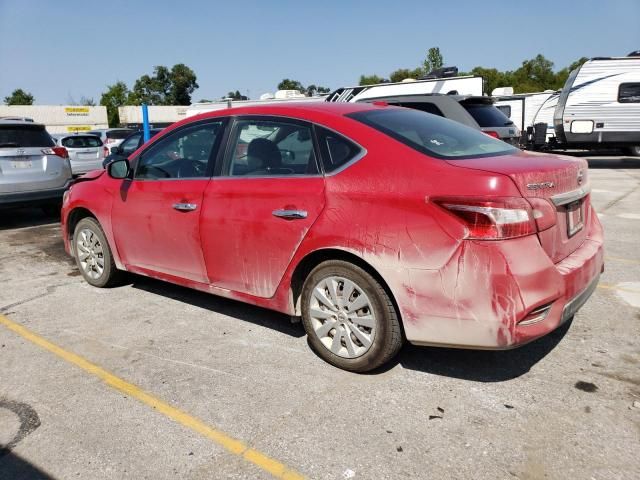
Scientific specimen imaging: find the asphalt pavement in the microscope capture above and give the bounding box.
[1,155,639,480]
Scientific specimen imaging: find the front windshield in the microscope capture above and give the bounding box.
[348,107,518,159]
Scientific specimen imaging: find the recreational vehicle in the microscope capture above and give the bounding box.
[553,54,640,155]
[493,89,559,148]
[325,74,484,103]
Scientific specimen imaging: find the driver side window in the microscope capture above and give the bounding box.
[135,122,222,180]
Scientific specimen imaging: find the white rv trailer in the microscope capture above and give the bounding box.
[553,55,640,154]
[325,75,484,103]
[493,89,560,147]
[185,90,324,118]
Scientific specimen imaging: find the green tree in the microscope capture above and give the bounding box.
[389,67,424,83]
[224,90,248,100]
[168,63,199,105]
[4,88,34,105]
[130,64,198,106]
[100,81,130,127]
[423,47,444,74]
[468,67,513,95]
[510,54,557,93]
[359,74,384,86]
[277,79,305,91]
[305,84,331,96]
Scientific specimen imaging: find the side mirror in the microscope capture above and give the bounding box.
[107,158,131,179]
[111,145,122,155]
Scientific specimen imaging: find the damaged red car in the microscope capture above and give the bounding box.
[61,102,604,372]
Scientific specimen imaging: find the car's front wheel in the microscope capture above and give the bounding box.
[301,260,403,372]
[73,217,122,287]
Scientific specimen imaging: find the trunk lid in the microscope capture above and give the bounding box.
[446,150,590,263]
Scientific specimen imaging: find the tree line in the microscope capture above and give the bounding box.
[359,47,588,95]
[4,48,590,127]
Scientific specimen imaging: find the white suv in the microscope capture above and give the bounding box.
[0,119,73,214]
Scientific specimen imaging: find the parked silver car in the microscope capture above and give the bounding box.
[53,134,105,175]
[0,119,73,214]
[87,128,133,155]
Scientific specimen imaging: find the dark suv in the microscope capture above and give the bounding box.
[361,94,520,145]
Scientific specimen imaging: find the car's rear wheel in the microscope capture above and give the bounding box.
[73,217,122,287]
[301,260,403,372]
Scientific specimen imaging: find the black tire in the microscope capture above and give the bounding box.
[301,260,403,372]
[625,146,640,157]
[73,217,123,288]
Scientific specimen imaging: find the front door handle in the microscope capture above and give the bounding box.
[272,209,308,220]
[173,203,198,212]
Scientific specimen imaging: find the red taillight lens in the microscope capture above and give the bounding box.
[42,147,69,159]
[484,131,500,138]
[434,197,537,240]
[103,146,109,157]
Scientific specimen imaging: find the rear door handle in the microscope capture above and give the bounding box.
[272,209,308,220]
[173,203,198,212]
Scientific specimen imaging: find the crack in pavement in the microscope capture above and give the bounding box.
[0,282,77,313]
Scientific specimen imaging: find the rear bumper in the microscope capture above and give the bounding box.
[400,212,604,349]
[70,161,104,175]
[0,180,73,208]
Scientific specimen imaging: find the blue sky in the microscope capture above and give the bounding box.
[1,0,638,104]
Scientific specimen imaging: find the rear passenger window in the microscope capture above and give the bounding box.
[317,128,362,173]
[618,83,640,103]
[227,119,319,176]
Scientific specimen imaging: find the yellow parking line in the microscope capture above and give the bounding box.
[605,255,640,265]
[597,283,640,294]
[0,314,305,480]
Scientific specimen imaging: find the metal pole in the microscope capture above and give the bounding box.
[142,103,150,142]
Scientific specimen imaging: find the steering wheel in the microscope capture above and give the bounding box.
[177,159,206,178]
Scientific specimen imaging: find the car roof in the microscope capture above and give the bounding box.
[0,118,45,127]
[187,101,390,123]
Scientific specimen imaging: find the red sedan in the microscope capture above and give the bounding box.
[61,102,604,372]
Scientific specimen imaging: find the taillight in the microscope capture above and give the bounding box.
[42,147,69,159]
[434,197,536,240]
[527,198,557,231]
[103,146,109,157]
[484,131,500,139]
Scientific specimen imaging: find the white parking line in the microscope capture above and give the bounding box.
[616,213,640,220]
[614,282,640,308]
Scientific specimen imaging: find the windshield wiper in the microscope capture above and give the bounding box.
[0,142,20,148]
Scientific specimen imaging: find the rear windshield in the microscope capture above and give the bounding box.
[106,129,133,139]
[61,135,103,148]
[348,108,518,160]
[462,104,514,128]
[0,125,55,148]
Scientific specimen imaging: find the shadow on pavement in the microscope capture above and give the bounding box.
[0,452,56,480]
[585,156,640,169]
[390,318,572,381]
[131,275,305,338]
[0,207,59,231]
